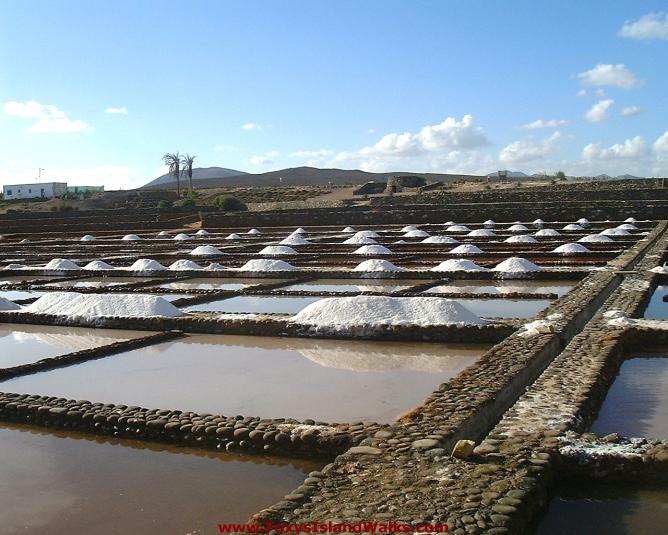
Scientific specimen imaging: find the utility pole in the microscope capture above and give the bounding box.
[36,168,44,183]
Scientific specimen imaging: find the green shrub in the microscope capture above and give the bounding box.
[175,197,196,208]
[157,199,172,209]
[214,195,248,211]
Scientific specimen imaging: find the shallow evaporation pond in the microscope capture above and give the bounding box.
[0,290,46,301]
[591,356,668,439]
[0,324,147,368]
[280,278,429,293]
[535,480,668,535]
[0,422,321,535]
[40,277,156,289]
[424,280,576,297]
[184,295,324,314]
[138,293,194,303]
[154,277,287,291]
[1,335,490,423]
[643,285,668,319]
[453,298,551,318]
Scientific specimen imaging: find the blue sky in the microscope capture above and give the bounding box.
[1,0,667,188]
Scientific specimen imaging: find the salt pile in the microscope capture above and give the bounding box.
[492,257,543,275]
[127,259,167,272]
[190,245,224,256]
[121,234,142,241]
[562,224,584,231]
[259,245,298,255]
[205,262,228,271]
[401,225,418,232]
[404,229,430,238]
[535,229,560,237]
[353,259,405,272]
[468,229,496,237]
[517,319,561,338]
[173,233,192,241]
[80,235,96,242]
[238,259,297,271]
[280,235,311,245]
[195,229,210,236]
[247,228,262,235]
[292,296,488,330]
[553,243,590,254]
[616,223,638,230]
[504,235,538,244]
[343,236,377,245]
[225,233,242,240]
[354,230,380,239]
[393,240,407,244]
[83,260,114,270]
[342,226,356,233]
[576,218,590,227]
[25,292,183,318]
[422,235,459,244]
[169,259,202,270]
[579,234,613,243]
[483,219,496,228]
[625,217,637,223]
[4,264,26,270]
[292,227,307,234]
[508,224,529,232]
[533,219,545,227]
[443,221,455,226]
[157,231,171,237]
[446,225,471,232]
[353,245,392,255]
[431,259,488,272]
[450,244,483,255]
[0,297,21,311]
[600,228,630,236]
[45,259,80,270]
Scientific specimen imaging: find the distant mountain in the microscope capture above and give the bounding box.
[139,166,485,190]
[485,171,529,178]
[615,174,645,180]
[143,167,248,188]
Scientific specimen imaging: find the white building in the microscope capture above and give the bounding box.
[2,182,67,200]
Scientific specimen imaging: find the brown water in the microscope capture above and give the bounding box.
[535,480,668,534]
[591,357,668,439]
[0,324,147,368]
[0,422,321,535]
[156,277,288,291]
[280,278,430,293]
[424,280,576,297]
[184,295,324,314]
[456,298,551,318]
[41,277,155,288]
[0,334,488,423]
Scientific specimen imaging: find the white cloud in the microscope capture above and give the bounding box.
[654,131,668,154]
[521,119,569,130]
[2,100,90,133]
[290,149,333,158]
[585,99,615,123]
[577,89,588,98]
[241,122,264,131]
[0,165,140,188]
[213,144,238,152]
[248,151,279,166]
[499,132,561,164]
[104,107,128,115]
[577,64,644,89]
[582,136,647,160]
[621,106,641,117]
[619,12,668,40]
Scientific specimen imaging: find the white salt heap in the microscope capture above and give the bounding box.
[616,223,638,230]
[169,259,202,270]
[342,226,355,233]
[25,292,183,318]
[80,235,96,242]
[0,297,21,311]
[492,257,543,274]
[238,259,297,271]
[404,229,430,238]
[431,259,488,272]
[553,243,590,254]
[353,245,392,255]
[292,296,488,329]
[127,259,167,272]
[157,231,171,237]
[576,218,590,227]
[422,235,459,244]
[190,245,224,256]
[533,219,545,227]
[354,230,380,239]
[4,264,26,270]
[342,236,377,245]
[562,224,584,231]
[259,245,298,255]
[225,233,242,240]
[83,260,114,270]
[122,234,142,241]
[401,225,418,232]
[468,229,496,237]
[579,234,613,243]
[45,259,80,270]
[450,244,483,255]
[625,217,637,223]
[483,220,496,228]
[517,319,561,338]
[600,228,630,236]
[446,225,471,232]
[504,235,538,244]
[508,224,529,232]
[173,233,192,241]
[247,228,262,235]
[195,229,210,236]
[535,229,561,237]
[205,263,228,271]
[280,235,311,245]
[353,259,405,272]
[292,227,307,234]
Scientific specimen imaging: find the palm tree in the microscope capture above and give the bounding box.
[162,152,181,197]
[181,153,197,192]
